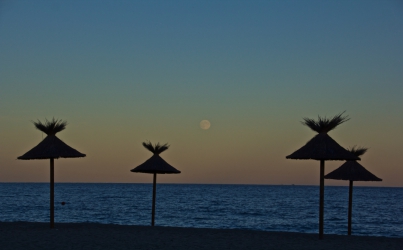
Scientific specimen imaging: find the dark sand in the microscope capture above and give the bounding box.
[0,222,401,250]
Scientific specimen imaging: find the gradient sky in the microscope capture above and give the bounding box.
[1,0,402,186]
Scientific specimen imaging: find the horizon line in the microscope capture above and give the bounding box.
[0,181,401,188]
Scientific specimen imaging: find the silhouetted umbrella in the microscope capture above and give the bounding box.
[18,118,85,228]
[325,146,381,235]
[131,142,180,226]
[286,112,359,239]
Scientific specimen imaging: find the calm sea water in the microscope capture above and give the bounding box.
[0,183,401,237]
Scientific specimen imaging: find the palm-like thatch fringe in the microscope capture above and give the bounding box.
[18,118,85,160]
[348,146,368,157]
[18,135,86,159]
[142,141,169,155]
[132,141,179,174]
[286,133,360,160]
[131,154,181,174]
[302,111,350,134]
[34,118,67,135]
[324,161,381,181]
[325,145,380,181]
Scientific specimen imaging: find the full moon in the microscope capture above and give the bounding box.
[200,120,211,130]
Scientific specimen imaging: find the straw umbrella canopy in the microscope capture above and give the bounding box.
[17,118,86,228]
[131,142,180,226]
[286,112,360,239]
[325,146,381,235]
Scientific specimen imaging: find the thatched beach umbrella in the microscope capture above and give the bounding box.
[286,112,360,239]
[325,146,381,235]
[17,118,85,228]
[131,142,180,226]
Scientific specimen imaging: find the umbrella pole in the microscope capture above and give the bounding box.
[348,180,353,235]
[50,158,54,229]
[319,159,325,239]
[151,173,157,226]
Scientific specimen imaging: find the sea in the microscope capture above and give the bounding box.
[0,183,401,238]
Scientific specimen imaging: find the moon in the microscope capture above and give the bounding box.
[200,120,211,130]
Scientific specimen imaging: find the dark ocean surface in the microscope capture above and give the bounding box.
[0,183,401,237]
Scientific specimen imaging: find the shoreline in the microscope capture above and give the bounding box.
[1,222,402,250]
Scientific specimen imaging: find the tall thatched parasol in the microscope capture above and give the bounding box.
[325,146,381,235]
[286,112,360,239]
[17,118,86,228]
[131,141,180,226]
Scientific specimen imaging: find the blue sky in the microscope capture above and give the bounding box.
[0,0,402,186]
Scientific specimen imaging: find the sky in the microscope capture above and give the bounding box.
[0,0,402,186]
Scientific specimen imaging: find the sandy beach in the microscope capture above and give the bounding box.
[0,222,401,250]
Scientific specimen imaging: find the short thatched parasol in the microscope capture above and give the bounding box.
[325,146,381,235]
[17,118,85,228]
[131,142,180,226]
[286,112,360,239]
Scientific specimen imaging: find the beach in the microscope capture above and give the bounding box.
[1,222,401,250]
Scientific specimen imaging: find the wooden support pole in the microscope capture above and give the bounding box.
[50,158,55,229]
[319,160,325,239]
[151,173,157,226]
[348,180,353,235]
